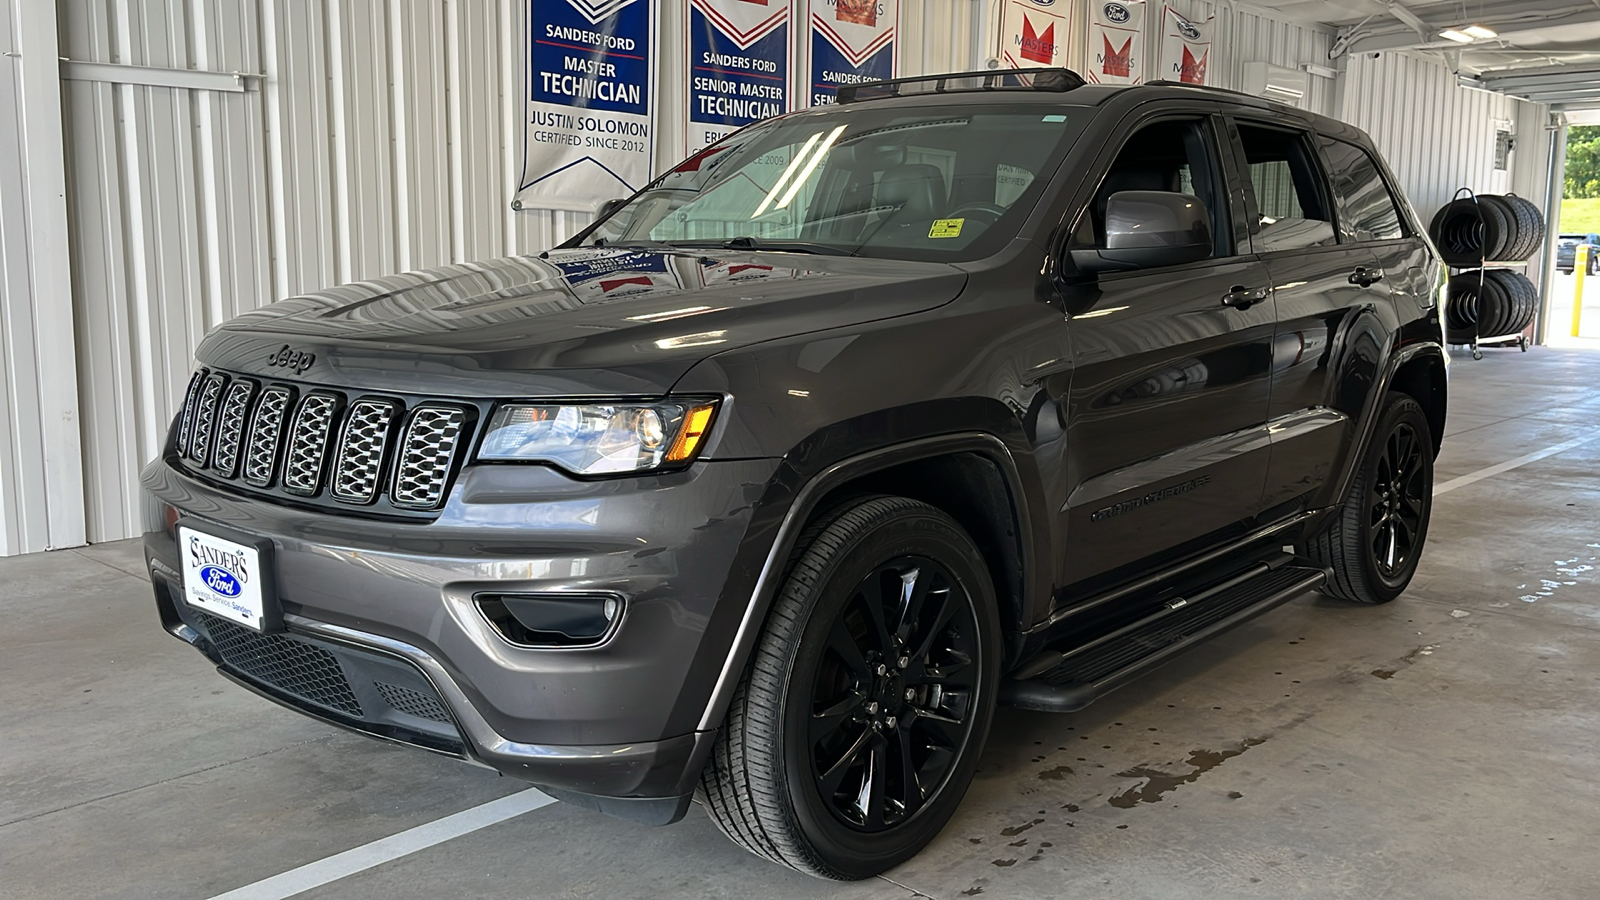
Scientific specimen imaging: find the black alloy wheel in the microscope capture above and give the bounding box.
[1304,393,1434,604]
[1368,421,1428,578]
[699,495,1000,879]
[808,557,979,832]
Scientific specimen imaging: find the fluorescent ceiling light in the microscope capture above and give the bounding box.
[1438,29,1475,43]
[1462,24,1497,39]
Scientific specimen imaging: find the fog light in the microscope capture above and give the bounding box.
[475,592,623,647]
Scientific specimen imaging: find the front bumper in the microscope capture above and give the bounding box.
[143,455,783,817]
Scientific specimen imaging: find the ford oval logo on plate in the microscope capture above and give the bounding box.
[200,565,243,598]
[1104,3,1130,22]
[1178,20,1202,39]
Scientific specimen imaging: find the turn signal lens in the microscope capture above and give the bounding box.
[666,403,717,462]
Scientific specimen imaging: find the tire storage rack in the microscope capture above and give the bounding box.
[1430,188,1546,360]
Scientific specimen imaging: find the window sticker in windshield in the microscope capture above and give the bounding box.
[929,219,965,239]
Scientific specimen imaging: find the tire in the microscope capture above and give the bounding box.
[1479,196,1526,261]
[1429,197,1513,267]
[1501,194,1546,261]
[1302,393,1434,604]
[1487,269,1537,335]
[1589,255,1597,277]
[698,495,1002,880]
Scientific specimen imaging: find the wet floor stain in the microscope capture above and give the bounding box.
[1372,644,1435,679]
[1037,765,1075,780]
[1517,548,1597,603]
[1227,791,1244,799]
[961,888,985,896]
[1107,737,1267,808]
[1000,818,1044,836]
[992,859,1017,867]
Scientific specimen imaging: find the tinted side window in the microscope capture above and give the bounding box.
[1235,123,1336,253]
[1075,117,1232,259]
[1319,137,1405,242]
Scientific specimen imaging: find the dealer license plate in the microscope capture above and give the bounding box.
[178,525,272,631]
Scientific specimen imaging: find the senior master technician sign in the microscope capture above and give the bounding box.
[687,0,791,154]
[518,0,658,212]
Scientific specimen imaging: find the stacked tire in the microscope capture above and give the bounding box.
[1429,194,1545,267]
[1445,269,1538,344]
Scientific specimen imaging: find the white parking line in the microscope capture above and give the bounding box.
[205,431,1600,900]
[1433,432,1600,497]
[207,788,556,900]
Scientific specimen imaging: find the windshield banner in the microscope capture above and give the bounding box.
[806,0,898,106]
[516,0,658,213]
[1085,0,1144,84]
[1159,6,1211,85]
[687,0,791,155]
[998,0,1071,70]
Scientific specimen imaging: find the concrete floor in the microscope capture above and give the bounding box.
[4,349,1600,900]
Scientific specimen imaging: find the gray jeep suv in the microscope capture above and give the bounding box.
[144,69,1446,878]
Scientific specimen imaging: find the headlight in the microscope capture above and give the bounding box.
[477,401,718,474]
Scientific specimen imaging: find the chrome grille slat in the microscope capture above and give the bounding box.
[187,373,228,466]
[211,380,256,477]
[391,406,467,510]
[243,386,293,487]
[331,400,399,504]
[175,371,205,456]
[282,394,341,495]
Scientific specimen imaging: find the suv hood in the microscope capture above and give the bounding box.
[198,249,967,396]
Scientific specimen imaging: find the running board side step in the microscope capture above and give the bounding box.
[1000,564,1327,713]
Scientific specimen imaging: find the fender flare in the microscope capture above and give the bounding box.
[693,431,1038,732]
[1322,340,1447,509]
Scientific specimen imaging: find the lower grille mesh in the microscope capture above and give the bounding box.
[199,613,363,716]
[375,681,452,723]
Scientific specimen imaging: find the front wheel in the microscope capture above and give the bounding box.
[698,496,1001,879]
[1303,393,1434,603]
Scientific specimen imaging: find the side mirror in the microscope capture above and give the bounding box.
[596,197,628,220]
[1070,191,1213,274]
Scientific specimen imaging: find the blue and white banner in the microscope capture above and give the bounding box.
[517,0,658,213]
[805,0,898,106]
[687,0,791,154]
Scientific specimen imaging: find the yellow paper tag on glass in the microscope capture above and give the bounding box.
[929,218,965,238]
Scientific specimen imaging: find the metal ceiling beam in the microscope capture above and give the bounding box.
[1335,5,1600,56]
[1476,65,1600,91]
[1513,86,1600,102]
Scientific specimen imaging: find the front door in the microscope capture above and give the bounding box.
[1058,113,1275,590]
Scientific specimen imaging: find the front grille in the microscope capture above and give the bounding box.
[175,372,205,456]
[283,394,341,495]
[170,369,471,514]
[211,380,256,477]
[187,373,227,465]
[392,406,467,509]
[199,613,364,716]
[243,386,293,487]
[375,681,452,723]
[331,400,398,503]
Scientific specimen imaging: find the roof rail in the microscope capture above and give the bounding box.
[837,67,1087,104]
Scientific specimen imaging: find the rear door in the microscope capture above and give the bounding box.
[1059,109,1275,586]
[1223,117,1389,514]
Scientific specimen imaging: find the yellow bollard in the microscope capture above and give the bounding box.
[1574,245,1589,338]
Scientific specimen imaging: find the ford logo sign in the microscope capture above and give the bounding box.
[1029,0,1056,6]
[200,565,243,598]
[1178,19,1202,39]
[1104,3,1130,22]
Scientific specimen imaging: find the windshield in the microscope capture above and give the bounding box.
[575,104,1089,262]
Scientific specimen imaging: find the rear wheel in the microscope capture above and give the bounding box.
[698,496,1001,879]
[1303,394,1434,604]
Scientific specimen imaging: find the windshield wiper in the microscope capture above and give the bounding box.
[589,237,679,250]
[692,236,857,256]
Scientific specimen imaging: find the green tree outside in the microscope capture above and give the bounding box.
[1567,125,1600,199]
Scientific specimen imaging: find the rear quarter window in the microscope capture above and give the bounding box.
[1318,137,1406,242]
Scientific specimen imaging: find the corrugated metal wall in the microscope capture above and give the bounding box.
[0,1,1558,553]
[1340,50,1553,223]
[54,0,989,546]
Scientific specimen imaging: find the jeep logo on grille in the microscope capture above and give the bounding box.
[266,344,316,375]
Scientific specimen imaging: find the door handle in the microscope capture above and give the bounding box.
[1221,285,1269,310]
[1349,267,1385,287]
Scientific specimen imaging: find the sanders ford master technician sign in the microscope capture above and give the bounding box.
[687,0,791,155]
[517,0,658,213]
